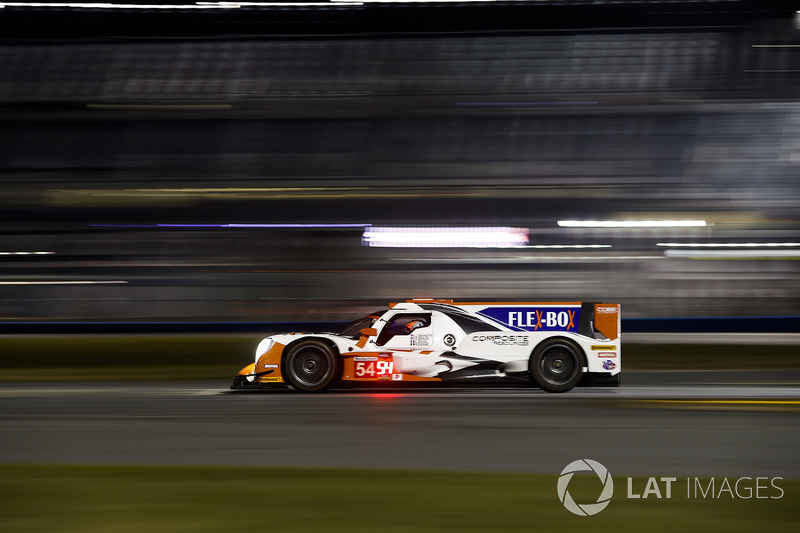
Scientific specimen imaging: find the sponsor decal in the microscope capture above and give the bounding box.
[602,360,617,371]
[596,307,617,314]
[591,345,616,351]
[471,334,530,347]
[262,364,279,369]
[258,376,283,383]
[478,307,579,332]
[443,333,457,347]
[410,333,432,347]
[598,352,617,358]
[392,374,404,381]
[353,357,378,362]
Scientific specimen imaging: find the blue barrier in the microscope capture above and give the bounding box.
[622,316,800,334]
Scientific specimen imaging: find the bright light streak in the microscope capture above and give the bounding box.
[0,1,367,8]
[0,2,239,8]
[223,223,369,228]
[664,250,800,259]
[362,227,529,248]
[528,244,611,249]
[331,0,503,3]
[392,255,660,263]
[366,393,404,400]
[558,220,707,228]
[0,251,54,255]
[88,223,371,229]
[0,281,128,285]
[658,242,800,248]
[197,1,364,6]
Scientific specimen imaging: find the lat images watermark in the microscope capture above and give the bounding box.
[557,459,785,516]
[557,459,614,516]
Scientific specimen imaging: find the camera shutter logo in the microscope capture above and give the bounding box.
[557,459,614,516]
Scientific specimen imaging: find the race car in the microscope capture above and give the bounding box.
[232,299,620,393]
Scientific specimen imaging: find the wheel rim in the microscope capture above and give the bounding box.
[538,345,579,386]
[290,347,332,388]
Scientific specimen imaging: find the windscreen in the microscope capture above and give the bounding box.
[337,310,387,338]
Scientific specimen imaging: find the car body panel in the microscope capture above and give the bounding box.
[233,299,620,390]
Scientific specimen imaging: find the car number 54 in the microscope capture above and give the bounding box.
[355,360,394,377]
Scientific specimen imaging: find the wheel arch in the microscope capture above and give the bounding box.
[529,335,588,393]
[530,335,588,369]
[281,336,341,362]
[280,336,343,392]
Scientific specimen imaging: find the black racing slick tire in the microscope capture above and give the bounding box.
[530,338,584,393]
[283,340,341,392]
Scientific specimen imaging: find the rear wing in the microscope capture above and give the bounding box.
[578,303,621,341]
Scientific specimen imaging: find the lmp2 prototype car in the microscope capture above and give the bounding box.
[232,299,620,393]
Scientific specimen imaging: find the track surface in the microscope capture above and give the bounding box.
[1,371,799,478]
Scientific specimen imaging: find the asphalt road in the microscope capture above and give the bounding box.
[1,371,799,479]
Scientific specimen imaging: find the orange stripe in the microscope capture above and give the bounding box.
[237,363,256,376]
[255,342,287,382]
[594,303,620,341]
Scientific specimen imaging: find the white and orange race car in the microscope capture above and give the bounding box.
[232,299,620,393]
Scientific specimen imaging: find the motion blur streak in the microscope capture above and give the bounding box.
[0,5,798,322]
[0,2,241,8]
[663,250,800,259]
[558,220,708,228]
[86,223,372,229]
[658,243,800,248]
[0,281,128,285]
[362,227,529,248]
[0,251,54,255]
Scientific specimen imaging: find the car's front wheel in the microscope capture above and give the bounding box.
[283,340,341,392]
[530,338,584,393]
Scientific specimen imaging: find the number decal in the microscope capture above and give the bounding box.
[376,361,393,375]
[354,360,394,379]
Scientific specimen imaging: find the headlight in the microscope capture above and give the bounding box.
[255,337,274,362]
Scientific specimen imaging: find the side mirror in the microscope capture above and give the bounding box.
[359,328,377,337]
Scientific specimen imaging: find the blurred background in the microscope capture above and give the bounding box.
[0,0,798,325]
[1,6,800,532]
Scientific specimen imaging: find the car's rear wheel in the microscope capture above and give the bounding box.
[530,338,584,393]
[283,340,341,392]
